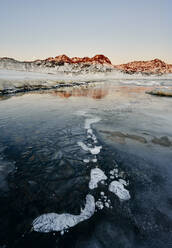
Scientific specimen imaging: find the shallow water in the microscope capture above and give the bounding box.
[0,80,172,248]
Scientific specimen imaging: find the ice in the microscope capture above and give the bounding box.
[33,194,95,233]
[118,179,128,186]
[96,200,104,210]
[89,168,107,189]
[92,158,97,163]
[1,68,172,94]
[77,141,102,155]
[83,159,90,163]
[109,181,130,201]
[85,117,101,129]
[89,146,102,155]
[105,202,110,208]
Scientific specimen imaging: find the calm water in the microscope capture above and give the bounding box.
[0,81,172,248]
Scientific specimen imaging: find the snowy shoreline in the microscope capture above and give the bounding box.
[1,69,172,95]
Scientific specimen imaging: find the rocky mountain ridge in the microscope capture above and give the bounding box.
[0,55,113,74]
[114,58,172,75]
[0,55,172,75]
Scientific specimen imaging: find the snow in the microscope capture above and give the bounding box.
[33,194,95,233]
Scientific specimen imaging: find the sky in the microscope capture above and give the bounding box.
[0,0,171,64]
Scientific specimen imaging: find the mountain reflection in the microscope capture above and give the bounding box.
[51,87,109,99]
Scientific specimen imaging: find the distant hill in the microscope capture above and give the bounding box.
[114,58,172,75]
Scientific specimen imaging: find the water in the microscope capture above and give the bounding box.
[0,81,172,247]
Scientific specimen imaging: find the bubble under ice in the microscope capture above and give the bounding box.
[77,141,102,155]
[32,112,131,235]
[89,168,107,190]
[33,194,95,233]
[109,181,130,201]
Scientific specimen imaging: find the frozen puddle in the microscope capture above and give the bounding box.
[33,194,95,233]
[109,180,130,201]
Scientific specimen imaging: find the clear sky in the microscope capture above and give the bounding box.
[0,0,171,64]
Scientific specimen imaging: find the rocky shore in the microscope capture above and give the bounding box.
[146,88,172,97]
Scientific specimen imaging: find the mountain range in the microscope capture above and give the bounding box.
[0,54,172,75]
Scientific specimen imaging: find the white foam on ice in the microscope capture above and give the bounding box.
[33,194,95,233]
[89,168,107,189]
[109,180,130,201]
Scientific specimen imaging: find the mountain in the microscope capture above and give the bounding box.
[114,59,172,75]
[0,55,172,75]
[0,54,113,74]
[37,54,112,65]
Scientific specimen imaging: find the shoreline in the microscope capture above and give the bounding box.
[0,69,172,96]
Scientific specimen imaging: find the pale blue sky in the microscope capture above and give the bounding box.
[0,0,171,64]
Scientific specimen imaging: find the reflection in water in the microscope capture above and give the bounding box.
[51,87,109,99]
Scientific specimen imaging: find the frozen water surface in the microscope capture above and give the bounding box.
[0,76,172,247]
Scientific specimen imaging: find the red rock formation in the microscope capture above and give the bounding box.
[54,55,72,63]
[115,59,172,74]
[45,54,112,65]
[1,55,172,74]
[91,55,112,64]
